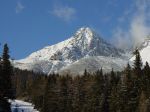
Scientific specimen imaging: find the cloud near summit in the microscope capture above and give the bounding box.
[51,4,76,22]
[112,0,150,50]
[15,1,25,13]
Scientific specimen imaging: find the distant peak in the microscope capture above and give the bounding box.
[74,27,96,43]
[77,27,94,33]
[74,27,98,40]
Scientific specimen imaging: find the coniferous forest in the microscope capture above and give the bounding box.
[1,44,150,112]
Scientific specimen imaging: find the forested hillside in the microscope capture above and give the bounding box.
[13,50,150,112]
[1,44,150,112]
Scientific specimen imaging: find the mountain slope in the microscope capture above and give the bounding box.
[59,56,128,75]
[14,27,126,74]
[130,37,150,64]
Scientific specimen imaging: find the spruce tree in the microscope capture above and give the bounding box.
[73,76,87,112]
[133,49,142,78]
[127,49,142,112]
[143,62,150,94]
[58,75,72,112]
[91,69,104,112]
[122,63,136,111]
[42,75,58,112]
[120,63,130,111]
[118,81,129,112]
[125,63,131,81]
[0,57,2,96]
[144,62,150,72]
[0,44,13,112]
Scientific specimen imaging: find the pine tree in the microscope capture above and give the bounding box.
[144,62,150,73]
[84,69,88,76]
[125,63,131,81]
[0,56,2,96]
[42,75,58,112]
[0,44,13,112]
[127,79,141,112]
[133,49,142,78]
[123,63,132,92]
[117,63,131,112]
[73,75,89,112]
[126,49,142,112]
[110,68,119,86]
[101,75,110,112]
[143,62,150,95]
[58,75,72,112]
[1,44,14,99]
[90,69,105,112]
[118,81,129,112]
[122,63,134,112]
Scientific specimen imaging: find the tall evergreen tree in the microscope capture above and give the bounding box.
[126,49,142,112]
[91,69,105,112]
[142,62,150,94]
[0,44,14,112]
[124,63,131,81]
[121,63,132,112]
[122,63,139,112]
[58,75,73,112]
[144,62,150,73]
[133,49,142,78]
[0,56,2,96]
[2,44,14,99]
[42,75,58,112]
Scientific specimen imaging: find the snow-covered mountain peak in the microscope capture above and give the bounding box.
[14,27,125,74]
[75,27,103,40]
[17,27,103,63]
[75,27,94,35]
[72,27,102,45]
[75,27,94,36]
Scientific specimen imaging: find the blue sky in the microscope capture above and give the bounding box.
[0,0,150,59]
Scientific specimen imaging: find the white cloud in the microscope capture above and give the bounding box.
[51,4,76,22]
[16,1,25,13]
[118,9,131,23]
[112,0,150,49]
[112,28,131,50]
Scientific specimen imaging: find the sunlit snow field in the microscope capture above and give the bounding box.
[10,100,39,112]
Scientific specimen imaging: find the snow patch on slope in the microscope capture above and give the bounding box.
[130,38,150,64]
[10,100,39,112]
[59,56,128,75]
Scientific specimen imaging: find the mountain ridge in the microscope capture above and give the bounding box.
[13,27,128,75]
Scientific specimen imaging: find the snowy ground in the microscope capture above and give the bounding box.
[10,100,39,112]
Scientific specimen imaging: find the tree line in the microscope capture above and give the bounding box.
[1,44,150,112]
[14,49,150,112]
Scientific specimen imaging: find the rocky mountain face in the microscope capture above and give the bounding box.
[13,27,128,75]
